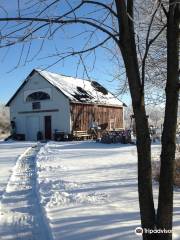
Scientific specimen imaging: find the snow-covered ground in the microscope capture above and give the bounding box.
[0,141,36,198]
[0,142,52,240]
[37,141,180,240]
[0,141,179,240]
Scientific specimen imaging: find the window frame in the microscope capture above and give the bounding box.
[26,91,51,102]
[32,102,41,110]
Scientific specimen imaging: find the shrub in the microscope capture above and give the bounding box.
[152,147,180,188]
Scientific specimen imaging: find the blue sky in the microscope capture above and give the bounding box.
[0,1,130,105]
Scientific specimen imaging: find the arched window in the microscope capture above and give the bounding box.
[26,91,50,102]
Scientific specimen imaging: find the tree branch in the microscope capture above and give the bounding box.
[0,17,118,44]
[82,0,117,17]
[158,0,168,17]
[39,35,111,70]
[141,1,163,89]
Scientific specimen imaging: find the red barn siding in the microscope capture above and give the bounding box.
[70,103,123,131]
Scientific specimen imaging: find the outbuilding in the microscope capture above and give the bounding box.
[6,69,125,141]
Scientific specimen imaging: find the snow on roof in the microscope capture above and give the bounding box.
[37,69,123,106]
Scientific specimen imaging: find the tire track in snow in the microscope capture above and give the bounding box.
[0,145,52,240]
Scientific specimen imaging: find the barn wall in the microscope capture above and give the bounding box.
[70,103,123,131]
[9,72,71,140]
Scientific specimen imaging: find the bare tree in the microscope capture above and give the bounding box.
[0,1,179,239]
[0,104,10,133]
[148,106,164,127]
[125,105,164,129]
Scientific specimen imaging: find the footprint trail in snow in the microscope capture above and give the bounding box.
[0,145,51,240]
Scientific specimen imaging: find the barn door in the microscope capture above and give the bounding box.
[26,116,40,141]
[44,116,52,139]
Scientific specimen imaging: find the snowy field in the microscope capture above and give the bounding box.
[0,141,179,240]
[37,141,180,240]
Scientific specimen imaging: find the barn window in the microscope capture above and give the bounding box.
[26,91,50,102]
[32,102,41,110]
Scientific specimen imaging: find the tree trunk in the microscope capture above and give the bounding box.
[115,1,156,239]
[157,1,179,240]
[120,47,156,240]
[116,1,179,239]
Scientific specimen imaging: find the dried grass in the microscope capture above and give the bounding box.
[152,149,180,188]
[174,154,180,187]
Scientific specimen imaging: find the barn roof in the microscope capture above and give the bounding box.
[6,69,125,107]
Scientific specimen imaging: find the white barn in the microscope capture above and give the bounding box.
[6,69,124,141]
